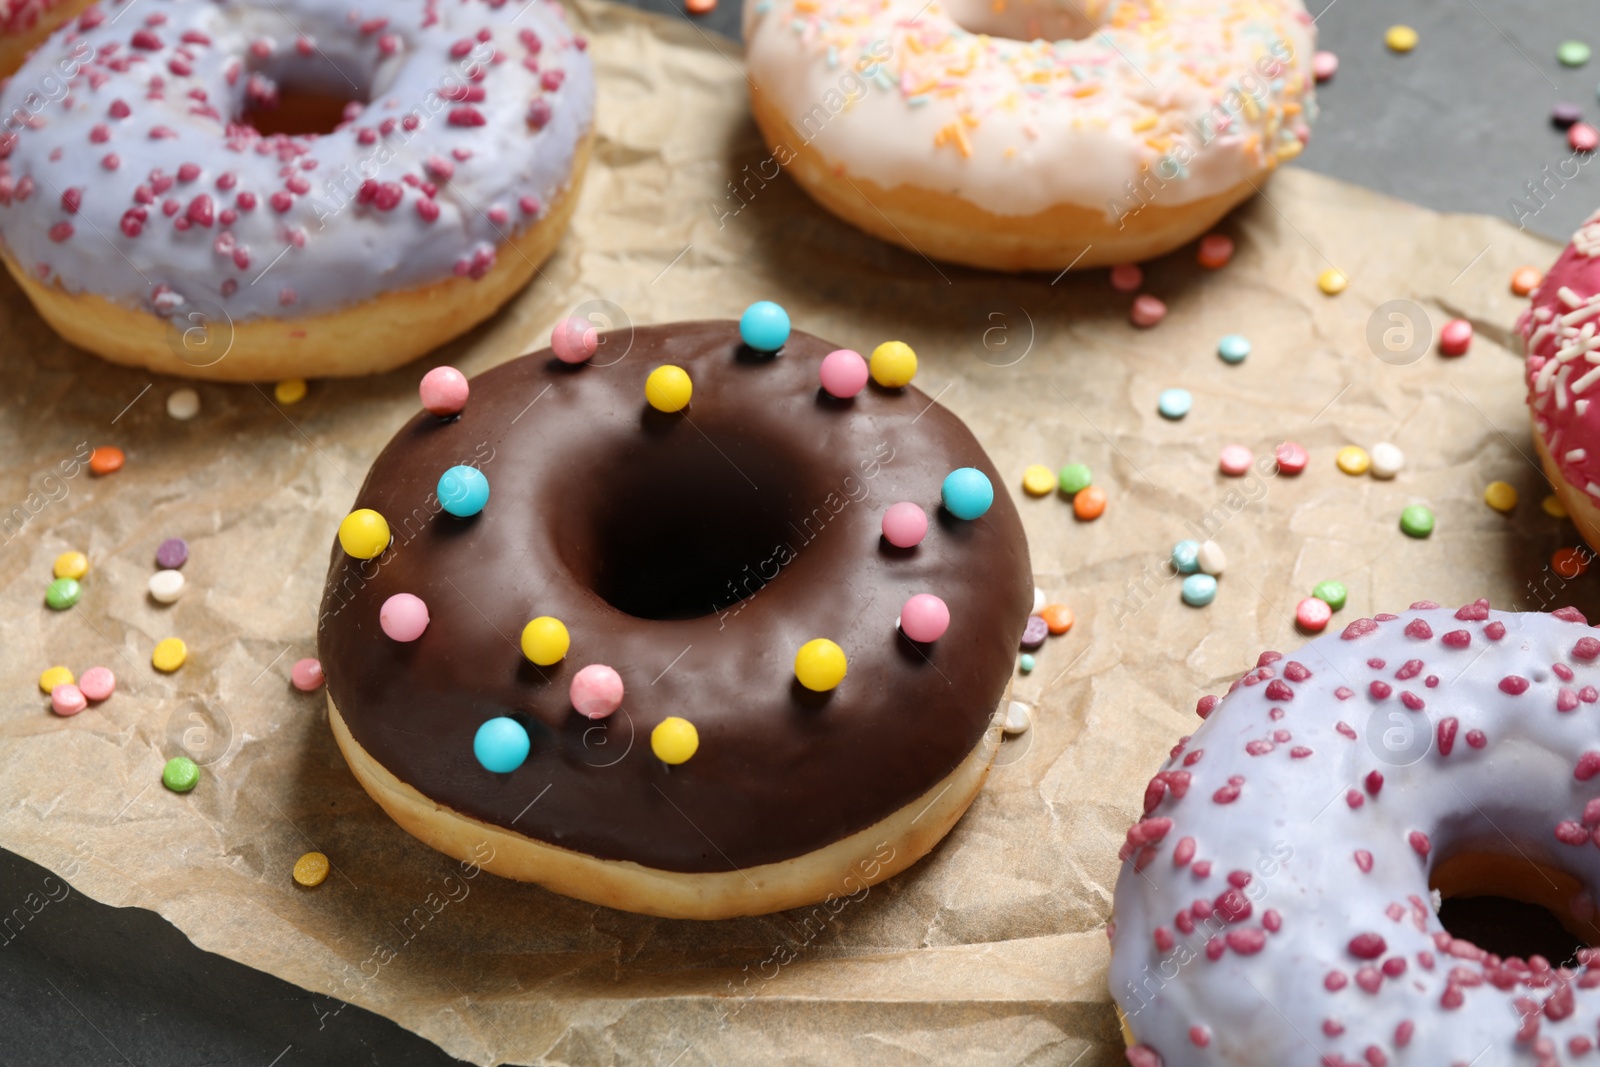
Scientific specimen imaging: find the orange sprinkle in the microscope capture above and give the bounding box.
[89,446,125,475]
[1554,546,1591,579]
[1041,603,1075,634]
[1073,485,1107,521]
[1511,265,1543,296]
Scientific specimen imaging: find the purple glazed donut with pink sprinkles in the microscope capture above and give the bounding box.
[1112,600,1600,1066]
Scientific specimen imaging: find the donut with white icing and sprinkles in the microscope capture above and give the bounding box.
[0,0,593,380]
[1525,208,1600,550]
[742,0,1317,270]
[0,0,95,75]
[1112,601,1600,1066]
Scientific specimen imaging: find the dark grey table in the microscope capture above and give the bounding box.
[4,1,1596,1063]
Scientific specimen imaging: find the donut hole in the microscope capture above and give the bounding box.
[242,86,361,137]
[236,49,374,137]
[1431,852,1598,967]
[941,0,1097,43]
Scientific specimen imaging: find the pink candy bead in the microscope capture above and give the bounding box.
[1439,318,1472,356]
[569,663,624,719]
[51,683,87,717]
[1218,444,1254,476]
[1130,294,1167,328]
[380,593,430,642]
[419,366,469,416]
[1571,123,1599,154]
[900,594,950,643]
[78,666,115,702]
[291,657,325,691]
[1312,50,1338,81]
[1296,596,1332,633]
[819,349,869,399]
[882,501,929,549]
[551,315,599,363]
[1109,263,1143,292]
[1274,441,1309,475]
[1197,233,1234,267]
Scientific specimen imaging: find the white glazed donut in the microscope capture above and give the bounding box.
[0,0,594,380]
[0,0,95,75]
[1111,601,1600,1066]
[742,0,1317,271]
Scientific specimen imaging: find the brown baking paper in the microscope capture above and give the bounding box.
[0,2,1584,1063]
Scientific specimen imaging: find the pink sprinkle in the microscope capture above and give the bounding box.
[1559,688,1580,712]
[1109,263,1142,291]
[1403,619,1433,639]
[110,98,132,119]
[48,221,73,242]
[1130,294,1166,328]
[1484,621,1506,641]
[1218,444,1253,476]
[1439,319,1472,356]
[1347,790,1364,809]
[1172,836,1195,867]
[130,29,163,50]
[60,187,81,213]
[1354,850,1373,872]
[1153,926,1174,952]
[1554,606,1588,623]
[1188,1026,1210,1048]
[1227,928,1266,955]
[1274,441,1309,474]
[1409,830,1431,858]
[1365,770,1384,796]
[270,191,293,213]
[1466,729,1487,749]
[449,106,488,127]
[1556,821,1589,846]
[1369,680,1392,700]
[102,153,121,171]
[1342,618,1379,640]
[1325,969,1348,991]
[1574,637,1600,661]
[290,658,323,692]
[1455,598,1490,621]
[1497,674,1530,695]
[1313,50,1338,81]
[1442,630,1471,648]
[1570,123,1599,153]
[1577,752,1600,781]
[1212,783,1241,804]
[415,198,440,223]
[1349,932,1387,959]
[1197,233,1234,267]
[1438,717,1458,756]
[186,194,214,227]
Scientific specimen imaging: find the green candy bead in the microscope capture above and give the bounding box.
[1312,580,1348,611]
[1400,505,1435,539]
[45,576,81,610]
[1057,463,1092,495]
[1019,654,1036,673]
[1558,40,1591,67]
[162,756,201,793]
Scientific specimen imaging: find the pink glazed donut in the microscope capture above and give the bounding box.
[1524,209,1600,551]
[1111,601,1600,1066]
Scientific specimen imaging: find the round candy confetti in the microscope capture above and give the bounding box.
[1197,233,1234,269]
[1019,654,1036,673]
[1197,541,1227,577]
[869,341,917,388]
[155,537,189,569]
[166,387,200,420]
[1559,40,1592,66]
[162,756,201,792]
[1021,465,1056,496]
[1570,123,1599,153]
[1109,264,1143,292]
[645,365,692,412]
[51,684,87,717]
[1181,574,1218,607]
[1296,596,1333,632]
[148,569,185,604]
[152,637,188,672]
[1312,580,1348,611]
[290,658,324,692]
[739,301,791,352]
[570,663,624,719]
[1312,50,1338,81]
[274,378,308,405]
[1554,546,1591,578]
[1032,587,1046,613]
[1002,701,1031,736]
[88,446,124,475]
[686,0,717,16]
[380,593,430,642]
[521,616,570,666]
[942,468,994,520]
[437,464,490,518]
[1399,504,1434,538]
[819,349,869,399]
[1384,25,1418,53]
[1130,294,1167,328]
[551,316,599,363]
[1172,540,1200,574]
[293,852,330,887]
[794,638,848,691]
[474,717,530,773]
[1511,266,1542,296]
[39,665,73,693]
[1317,268,1348,295]
[1216,334,1251,364]
[1275,441,1309,475]
[53,550,88,580]
[79,666,115,702]
[1041,603,1074,634]
[338,509,391,559]
[1483,481,1518,513]
[1335,446,1370,475]
[1553,102,1583,129]
[881,502,929,548]
[1057,463,1093,494]
[1218,444,1253,476]
[1020,615,1049,650]
[419,366,470,415]
[1545,494,1570,518]
[45,577,80,610]
[1438,319,1472,356]
[1369,442,1405,479]
[900,594,950,643]
[1074,485,1107,520]
[651,716,699,764]
[1157,388,1193,419]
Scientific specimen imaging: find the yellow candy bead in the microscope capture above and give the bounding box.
[651,716,699,764]
[293,851,330,887]
[520,616,570,666]
[1545,494,1570,519]
[152,637,187,672]
[1483,481,1518,514]
[338,509,391,560]
[645,365,693,413]
[1317,268,1348,295]
[275,378,308,404]
[1335,446,1370,476]
[39,665,74,693]
[794,638,848,692]
[1021,465,1056,496]
[869,341,917,388]
[1384,25,1418,53]
[53,551,88,580]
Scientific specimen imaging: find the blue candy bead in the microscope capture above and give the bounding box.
[1171,540,1201,574]
[474,717,530,773]
[1157,388,1192,419]
[941,467,994,520]
[438,464,490,517]
[1181,573,1218,607]
[1217,334,1251,364]
[739,301,791,352]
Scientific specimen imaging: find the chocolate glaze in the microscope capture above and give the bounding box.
[318,322,1032,873]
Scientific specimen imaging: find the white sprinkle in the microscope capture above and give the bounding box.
[1587,482,1600,500]
[1369,442,1405,479]
[149,569,185,604]
[1579,400,1591,416]
[166,388,200,421]
[1003,700,1031,736]
[1570,449,1589,463]
[1572,364,1600,395]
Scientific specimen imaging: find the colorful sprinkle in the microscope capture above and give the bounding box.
[651,716,699,764]
[1040,603,1074,634]
[1335,446,1370,475]
[1158,388,1193,419]
[795,638,848,691]
[1217,334,1251,364]
[88,446,124,475]
[1312,50,1338,81]
[1368,442,1404,479]
[162,755,200,792]
[45,577,80,610]
[1197,234,1234,269]
[881,502,929,548]
[942,468,994,520]
[1196,541,1227,576]
[338,509,391,560]
[739,301,791,352]
[1275,441,1309,474]
[1312,580,1348,611]
[274,378,308,405]
[1317,268,1348,295]
[155,538,189,569]
[474,717,530,773]
[820,349,869,398]
[520,616,570,666]
[551,317,599,364]
[1057,463,1093,494]
[1400,504,1435,538]
[1555,547,1591,578]
[645,365,693,412]
[1439,319,1472,356]
[1511,266,1542,296]
[53,551,88,580]
[419,366,470,415]
[1130,294,1167,328]
[1172,540,1201,574]
[570,663,624,719]
[1218,444,1253,476]
[1296,596,1332,632]
[437,465,490,517]
[79,666,115,702]
[1483,481,1518,513]
[869,341,917,387]
[900,594,951,643]
[1181,574,1218,607]
[1571,123,1599,153]
[1384,25,1418,53]
[1109,264,1142,292]
[51,683,87,717]
[39,665,74,693]
[290,658,324,692]
[1554,102,1584,128]
[1021,615,1049,649]
[1558,40,1592,67]
[1021,464,1056,496]
[152,637,188,672]
[1544,494,1569,518]
[380,593,430,642]
[166,387,200,420]
[1074,485,1108,520]
[148,569,185,604]
[1018,654,1036,673]
[293,852,330,887]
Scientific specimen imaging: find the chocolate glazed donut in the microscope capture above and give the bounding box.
[318,321,1032,918]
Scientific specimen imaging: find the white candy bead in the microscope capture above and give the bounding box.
[166,388,200,421]
[1369,442,1404,479]
[1003,700,1031,735]
[1033,587,1046,613]
[1197,540,1227,577]
[149,569,186,604]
